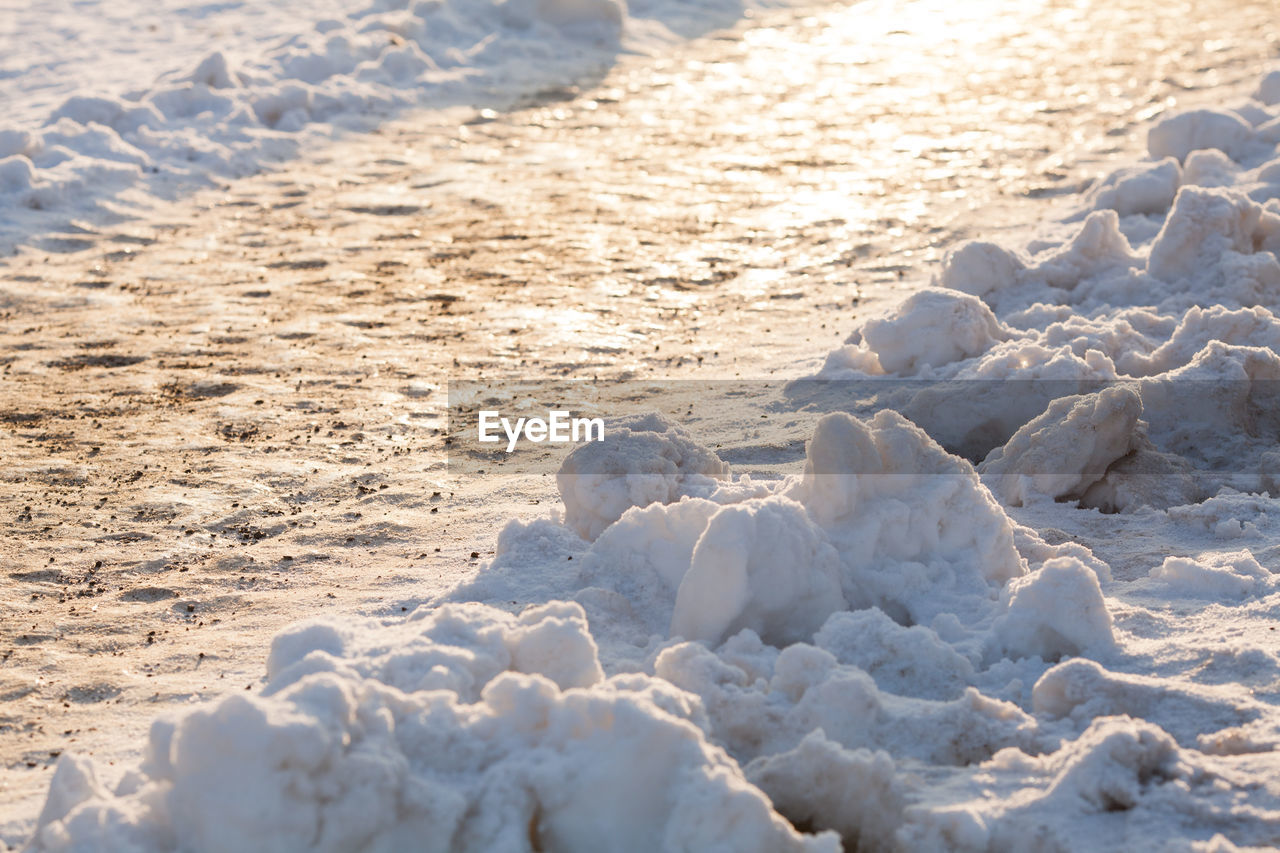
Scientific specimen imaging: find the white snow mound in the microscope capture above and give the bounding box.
[556,412,730,541]
[30,602,837,853]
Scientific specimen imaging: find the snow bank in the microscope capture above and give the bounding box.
[817,73,1280,514]
[774,69,1280,847]
[0,0,801,252]
[33,404,1151,850]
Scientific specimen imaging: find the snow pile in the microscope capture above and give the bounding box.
[669,496,845,647]
[781,411,1027,628]
[1146,550,1277,600]
[1147,109,1259,163]
[556,412,731,541]
[852,288,1008,375]
[478,409,1094,665]
[978,386,1143,506]
[817,80,1280,512]
[897,718,1240,852]
[32,405,1150,851]
[30,602,836,853]
[1082,157,1181,218]
[991,556,1115,662]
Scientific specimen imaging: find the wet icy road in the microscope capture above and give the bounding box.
[2,0,1279,839]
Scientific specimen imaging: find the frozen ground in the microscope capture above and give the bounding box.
[0,0,807,255]
[5,0,1280,849]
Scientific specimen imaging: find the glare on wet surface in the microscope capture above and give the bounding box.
[394,0,1278,373]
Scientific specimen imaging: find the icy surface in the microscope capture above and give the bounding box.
[18,13,1280,853]
[0,0,804,252]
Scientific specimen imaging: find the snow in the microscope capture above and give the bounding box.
[1147,109,1258,164]
[1146,187,1280,288]
[855,288,1008,375]
[556,412,731,541]
[17,10,1280,853]
[992,556,1115,662]
[1146,551,1276,600]
[1084,157,1182,218]
[979,386,1143,507]
[30,602,836,853]
[670,496,846,647]
[30,403,1173,850]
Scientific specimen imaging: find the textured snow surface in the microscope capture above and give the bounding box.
[24,46,1280,853]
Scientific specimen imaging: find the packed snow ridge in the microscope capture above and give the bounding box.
[27,68,1280,853]
[0,0,793,252]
